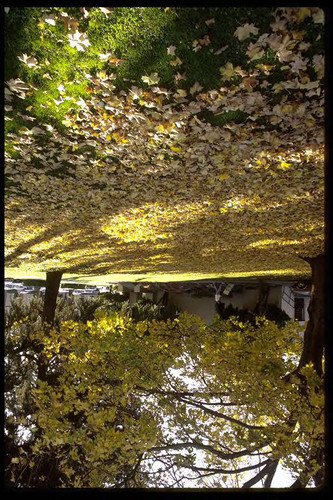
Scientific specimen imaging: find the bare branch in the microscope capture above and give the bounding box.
[290,477,308,488]
[263,458,279,487]
[187,458,271,476]
[242,460,275,488]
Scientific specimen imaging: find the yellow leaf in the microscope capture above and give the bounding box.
[61,119,71,127]
[176,89,187,97]
[281,104,293,114]
[297,8,311,21]
[219,62,242,80]
[220,62,235,79]
[169,57,182,66]
[97,70,107,79]
[219,173,229,181]
[292,30,305,41]
[272,82,284,93]
[279,161,291,170]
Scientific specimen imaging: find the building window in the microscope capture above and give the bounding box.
[294,297,305,321]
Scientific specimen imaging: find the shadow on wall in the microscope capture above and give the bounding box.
[167,283,311,325]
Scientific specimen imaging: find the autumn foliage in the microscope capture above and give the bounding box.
[5,7,324,278]
[5,297,324,488]
[4,7,325,489]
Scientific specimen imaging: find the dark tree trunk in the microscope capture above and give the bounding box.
[295,254,325,488]
[263,459,279,487]
[297,255,325,376]
[38,271,62,381]
[42,271,63,326]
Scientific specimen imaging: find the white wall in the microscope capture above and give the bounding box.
[5,290,17,310]
[280,285,295,319]
[168,285,310,325]
[169,293,217,324]
[267,286,282,307]
[169,287,263,324]
[129,291,140,304]
[169,288,263,325]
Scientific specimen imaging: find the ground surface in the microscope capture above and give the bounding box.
[5,8,325,280]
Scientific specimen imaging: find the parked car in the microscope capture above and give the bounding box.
[22,286,36,292]
[82,289,99,296]
[5,282,25,290]
[19,289,35,296]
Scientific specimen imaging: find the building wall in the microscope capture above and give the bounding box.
[280,285,295,319]
[222,287,259,311]
[168,285,310,325]
[129,291,140,305]
[266,286,282,307]
[5,290,17,309]
[169,293,217,324]
[169,288,263,325]
[294,293,310,322]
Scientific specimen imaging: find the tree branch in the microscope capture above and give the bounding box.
[242,459,275,488]
[136,385,230,398]
[187,458,271,476]
[175,397,264,430]
[263,458,279,487]
[290,477,308,488]
[148,440,254,460]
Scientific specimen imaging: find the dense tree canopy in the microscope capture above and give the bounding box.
[4,7,326,490]
[5,296,324,488]
[5,6,325,278]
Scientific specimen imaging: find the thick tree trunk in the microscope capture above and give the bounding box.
[297,255,325,376]
[38,271,63,381]
[42,271,63,326]
[295,255,325,488]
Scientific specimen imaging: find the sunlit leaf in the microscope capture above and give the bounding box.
[234,23,259,41]
[142,73,160,85]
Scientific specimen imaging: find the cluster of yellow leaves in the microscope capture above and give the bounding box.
[5,7,324,277]
[8,308,324,487]
[30,312,186,486]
